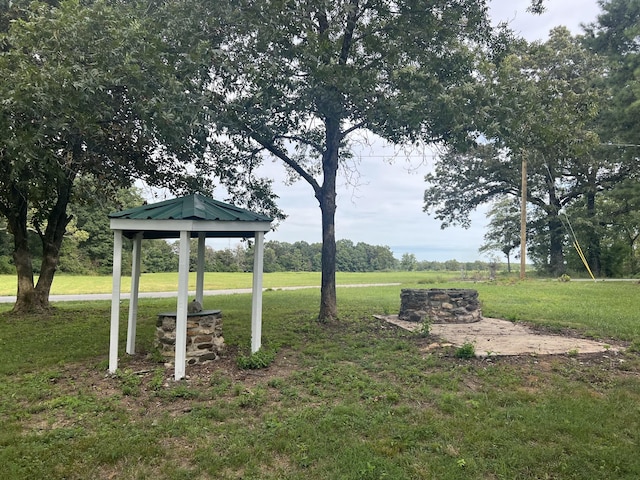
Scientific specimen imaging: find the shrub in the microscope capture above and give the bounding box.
[237,347,276,370]
[455,342,476,359]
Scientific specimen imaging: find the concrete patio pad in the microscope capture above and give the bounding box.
[377,315,620,356]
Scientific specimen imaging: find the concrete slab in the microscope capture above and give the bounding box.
[377,315,620,356]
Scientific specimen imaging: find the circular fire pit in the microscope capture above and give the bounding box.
[156,310,224,365]
[398,288,481,324]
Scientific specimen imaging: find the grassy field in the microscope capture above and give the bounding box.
[1,275,639,479]
[0,271,460,296]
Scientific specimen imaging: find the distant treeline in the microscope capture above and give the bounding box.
[0,189,490,276]
[0,225,490,275]
[202,239,489,274]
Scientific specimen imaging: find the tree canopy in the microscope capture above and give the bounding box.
[584,0,640,146]
[0,0,216,312]
[423,26,636,276]
[205,0,501,320]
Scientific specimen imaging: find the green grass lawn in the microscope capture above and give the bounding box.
[0,271,459,296]
[1,277,639,479]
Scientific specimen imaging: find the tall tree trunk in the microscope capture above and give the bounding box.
[6,187,37,313]
[0,182,35,312]
[318,185,337,321]
[585,191,601,276]
[32,175,74,311]
[316,119,340,322]
[548,215,565,276]
[6,173,74,314]
[546,183,566,277]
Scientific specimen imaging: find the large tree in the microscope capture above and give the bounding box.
[583,0,640,146]
[0,0,216,312]
[206,0,503,321]
[423,27,625,276]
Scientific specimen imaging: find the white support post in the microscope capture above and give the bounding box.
[251,231,265,353]
[109,230,123,374]
[196,232,206,305]
[126,233,143,354]
[175,230,191,380]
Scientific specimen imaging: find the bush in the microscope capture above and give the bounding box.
[455,342,476,359]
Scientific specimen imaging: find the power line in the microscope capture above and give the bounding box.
[599,143,640,148]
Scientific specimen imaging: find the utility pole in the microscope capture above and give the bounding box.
[520,152,527,280]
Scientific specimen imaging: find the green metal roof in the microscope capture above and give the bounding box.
[109,193,272,223]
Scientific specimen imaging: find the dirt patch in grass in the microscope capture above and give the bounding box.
[38,345,301,418]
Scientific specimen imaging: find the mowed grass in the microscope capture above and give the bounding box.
[1,277,639,479]
[0,270,459,296]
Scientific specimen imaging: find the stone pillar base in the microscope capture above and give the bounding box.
[399,289,481,324]
[156,310,224,365]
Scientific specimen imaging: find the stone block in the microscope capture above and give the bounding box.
[155,310,224,365]
[399,288,482,324]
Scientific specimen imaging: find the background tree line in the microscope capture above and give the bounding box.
[0,184,492,275]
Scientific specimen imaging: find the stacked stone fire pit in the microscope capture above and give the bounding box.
[398,288,481,324]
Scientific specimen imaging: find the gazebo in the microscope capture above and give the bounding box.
[107,193,273,380]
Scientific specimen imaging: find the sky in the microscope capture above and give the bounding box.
[209,0,604,262]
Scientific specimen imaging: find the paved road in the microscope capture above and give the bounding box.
[0,283,401,304]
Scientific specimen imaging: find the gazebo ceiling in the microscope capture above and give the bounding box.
[108,193,273,239]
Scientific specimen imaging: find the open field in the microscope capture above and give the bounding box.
[1,277,639,479]
[0,271,460,296]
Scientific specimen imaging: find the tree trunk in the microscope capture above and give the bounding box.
[316,119,341,322]
[546,185,566,277]
[585,191,601,276]
[10,213,38,314]
[33,176,74,311]
[2,184,38,314]
[318,186,337,321]
[548,215,566,276]
[9,174,73,314]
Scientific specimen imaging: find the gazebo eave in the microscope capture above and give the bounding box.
[109,218,271,236]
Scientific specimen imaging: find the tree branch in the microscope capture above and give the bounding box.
[342,121,366,137]
[278,135,324,154]
[255,138,322,195]
[338,0,360,66]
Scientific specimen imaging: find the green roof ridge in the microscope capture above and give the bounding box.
[109,193,272,222]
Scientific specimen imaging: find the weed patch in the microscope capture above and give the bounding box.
[455,342,476,358]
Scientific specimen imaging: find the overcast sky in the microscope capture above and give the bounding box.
[210,0,604,261]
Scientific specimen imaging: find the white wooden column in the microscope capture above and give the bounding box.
[108,230,123,374]
[251,231,265,353]
[126,233,143,354]
[175,230,191,380]
[196,232,206,305]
